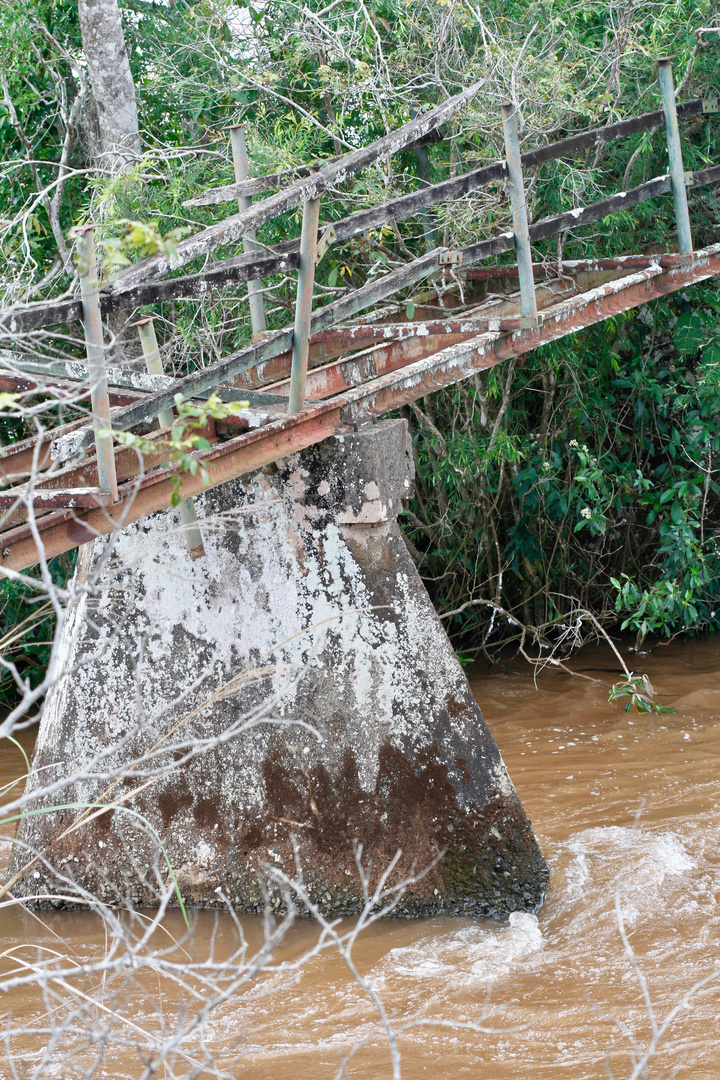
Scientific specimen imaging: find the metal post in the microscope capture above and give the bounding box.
[75,226,118,500]
[658,58,693,257]
[501,102,539,326]
[288,197,321,415]
[229,124,267,338]
[135,317,205,558]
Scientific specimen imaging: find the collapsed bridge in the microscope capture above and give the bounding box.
[2,61,718,916]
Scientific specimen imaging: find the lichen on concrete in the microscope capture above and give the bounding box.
[8,419,548,917]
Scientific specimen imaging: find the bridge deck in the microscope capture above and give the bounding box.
[1,74,719,572]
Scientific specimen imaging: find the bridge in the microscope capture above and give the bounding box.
[2,61,718,916]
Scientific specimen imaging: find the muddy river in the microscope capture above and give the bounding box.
[2,637,719,1078]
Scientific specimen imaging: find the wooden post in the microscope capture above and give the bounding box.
[658,58,693,257]
[229,124,267,338]
[288,197,320,414]
[501,103,539,327]
[134,317,205,558]
[75,225,118,500]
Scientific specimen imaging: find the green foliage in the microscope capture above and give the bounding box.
[105,392,248,505]
[608,673,674,714]
[0,553,76,709]
[406,282,720,652]
[91,219,194,278]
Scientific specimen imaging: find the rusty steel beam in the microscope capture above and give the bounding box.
[1,414,123,489]
[2,245,719,571]
[301,334,474,400]
[0,421,220,528]
[237,275,583,393]
[460,253,687,281]
[234,257,672,392]
[0,488,112,511]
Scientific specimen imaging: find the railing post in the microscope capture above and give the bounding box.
[501,102,539,327]
[658,57,693,257]
[229,124,267,338]
[134,316,205,559]
[288,197,321,415]
[75,225,118,501]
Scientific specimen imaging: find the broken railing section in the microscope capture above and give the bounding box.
[134,317,205,558]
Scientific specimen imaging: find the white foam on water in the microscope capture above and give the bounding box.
[370,911,543,994]
[558,825,695,927]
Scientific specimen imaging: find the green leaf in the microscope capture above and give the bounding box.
[702,339,720,365]
[673,313,705,355]
[405,302,416,320]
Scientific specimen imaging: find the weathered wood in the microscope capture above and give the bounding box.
[460,174,674,267]
[184,130,443,205]
[185,98,705,210]
[0,369,147,405]
[0,299,85,335]
[109,83,482,291]
[55,248,446,456]
[0,249,301,335]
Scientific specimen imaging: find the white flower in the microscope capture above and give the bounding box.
[580,507,592,519]
[569,439,579,448]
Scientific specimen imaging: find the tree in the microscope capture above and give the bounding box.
[77,0,141,175]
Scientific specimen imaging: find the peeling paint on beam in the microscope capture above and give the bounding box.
[3,246,720,571]
[0,250,302,335]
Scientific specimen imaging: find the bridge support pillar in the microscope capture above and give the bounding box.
[10,419,548,917]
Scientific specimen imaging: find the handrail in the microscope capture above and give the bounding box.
[14,157,720,436]
[184,98,707,209]
[106,82,484,291]
[0,249,300,336]
[0,98,713,335]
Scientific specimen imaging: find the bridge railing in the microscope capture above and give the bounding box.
[0,57,718,504]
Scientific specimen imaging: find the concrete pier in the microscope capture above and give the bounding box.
[10,419,548,916]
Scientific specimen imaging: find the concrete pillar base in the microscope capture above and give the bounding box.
[10,420,548,918]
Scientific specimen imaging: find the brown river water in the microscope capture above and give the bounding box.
[1,637,719,1078]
